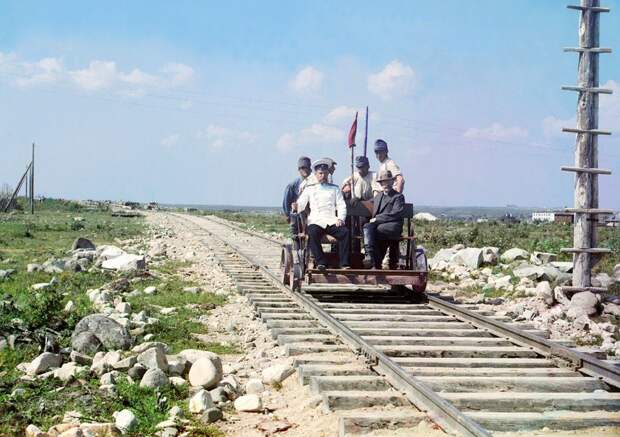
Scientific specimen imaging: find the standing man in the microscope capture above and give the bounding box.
[374,139,405,193]
[341,155,380,205]
[295,158,350,270]
[282,156,312,244]
[362,169,405,269]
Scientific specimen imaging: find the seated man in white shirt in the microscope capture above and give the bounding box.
[295,158,350,271]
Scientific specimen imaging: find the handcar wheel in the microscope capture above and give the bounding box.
[280,245,292,286]
[291,263,303,292]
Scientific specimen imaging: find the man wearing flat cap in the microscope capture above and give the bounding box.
[295,158,350,270]
[341,156,380,205]
[282,156,314,245]
[374,139,405,193]
[363,169,405,269]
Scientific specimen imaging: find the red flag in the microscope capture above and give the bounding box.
[348,112,358,148]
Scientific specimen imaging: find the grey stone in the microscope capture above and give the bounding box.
[167,356,188,376]
[209,387,228,403]
[481,247,499,265]
[71,331,103,355]
[535,281,554,306]
[568,291,599,319]
[201,407,223,423]
[452,248,483,269]
[262,364,294,384]
[140,368,169,389]
[128,363,147,380]
[53,362,84,382]
[102,254,146,272]
[530,251,557,265]
[245,378,264,395]
[27,263,42,273]
[27,352,62,376]
[500,248,529,263]
[114,409,137,434]
[137,347,168,372]
[189,389,214,413]
[70,350,93,365]
[113,356,137,371]
[132,341,169,354]
[188,357,222,389]
[234,394,262,412]
[169,376,187,387]
[614,264,620,282]
[72,314,132,351]
[551,261,573,273]
[73,237,96,251]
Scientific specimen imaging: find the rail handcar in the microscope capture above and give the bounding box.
[281,202,428,292]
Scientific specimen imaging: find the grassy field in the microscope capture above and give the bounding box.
[195,209,620,275]
[0,199,232,435]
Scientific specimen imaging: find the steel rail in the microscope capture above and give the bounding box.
[181,213,620,390]
[427,295,620,388]
[174,213,491,437]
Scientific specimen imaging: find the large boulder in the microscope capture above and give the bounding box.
[189,389,214,413]
[567,291,599,319]
[530,252,557,265]
[137,347,168,372]
[452,248,483,269]
[500,248,529,263]
[178,349,222,373]
[512,264,540,280]
[551,261,573,273]
[262,364,294,385]
[614,264,620,282]
[102,254,145,272]
[140,368,169,389]
[535,281,554,306]
[234,394,262,412]
[72,314,132,352]
[429,249,457,269]
[72,237,96,251]
[71,331,103,355]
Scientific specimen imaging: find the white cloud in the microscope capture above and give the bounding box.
[275,123,344,152]
[289,66,324,93]
[196,125,257,149]
[463,123,528,141]
[15,57,63,87]
[70,60,118,90]
[368,60,415,100]
[162,63,194,86]
[0,52,194,94]
[324,106,359,124]
[161,133,181,148]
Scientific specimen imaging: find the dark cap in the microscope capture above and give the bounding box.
[355,156,369,168]
[374,139,388,152]
[312,158,331,171]
[297,156,311,169]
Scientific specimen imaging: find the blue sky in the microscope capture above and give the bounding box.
[1,0,619,208]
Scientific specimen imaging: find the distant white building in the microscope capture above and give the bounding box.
[532,212,555,222]
[414,212,438,222]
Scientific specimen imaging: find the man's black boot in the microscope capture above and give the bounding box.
[363,249,375,269]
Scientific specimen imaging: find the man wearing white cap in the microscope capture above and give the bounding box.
[295,158,350,270]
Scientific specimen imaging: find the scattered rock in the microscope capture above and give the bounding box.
[183,287,201,294]
[614,264,620,282]
[132,341,169,354]
[500,248,529,263]
[144,286,157,295]
[27,352,62,376]
[245,378,265,394]
[535,281,554,306]
[234,394,262,412]
[72,237,96,251]
[481,247,499,265]
[189,389,214,413]
[137,347,168,372]
[71,331,103,355]
[567,291,599,319]
[53,362,85,382]
[201,407,223,424]
[530,251,557,265]
[102,254,145,272]
[452,248,483,269]
[25,424,46,437]
[262,364,294,385]
[140,368,169,389]
[113,409,137,434]
[169,376,187,387]
[128,363,147,380]
[72,314,131,351]
[188,357,222,389]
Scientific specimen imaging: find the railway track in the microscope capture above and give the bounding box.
[170,212,620,436]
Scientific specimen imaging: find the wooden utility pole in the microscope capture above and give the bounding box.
[560,0,612,294]
[30,143,35,214]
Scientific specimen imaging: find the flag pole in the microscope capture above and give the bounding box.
[349,112,358,259]
[363,106,369,158]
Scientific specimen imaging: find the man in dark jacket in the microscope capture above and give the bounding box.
[282,156,312,246]
[362,169,405,269]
